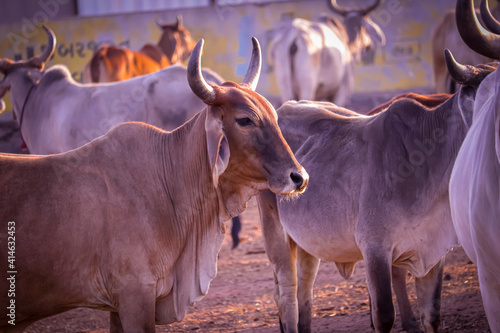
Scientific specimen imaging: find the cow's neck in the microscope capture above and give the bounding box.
[217,168,264,219]
[12,76,36,123]
[156,110,224,229]
[152,113,226,313]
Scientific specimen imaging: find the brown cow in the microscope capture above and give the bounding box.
[83,16,196,83]
[0,38,308,332]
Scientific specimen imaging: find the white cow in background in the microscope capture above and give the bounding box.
[267,0,385,106]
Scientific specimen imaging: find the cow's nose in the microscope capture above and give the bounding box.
[290,171,308,192]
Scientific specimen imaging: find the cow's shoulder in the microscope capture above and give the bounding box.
[277,100,363,153]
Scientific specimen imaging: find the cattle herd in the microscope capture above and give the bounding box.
[0,0,499,332]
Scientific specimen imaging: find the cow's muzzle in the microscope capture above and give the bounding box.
[290,170,308,193]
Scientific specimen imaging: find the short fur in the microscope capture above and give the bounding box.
[257,62,495,332]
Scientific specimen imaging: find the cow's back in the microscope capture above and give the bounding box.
[25,64,221,154]
[84,45,165,83]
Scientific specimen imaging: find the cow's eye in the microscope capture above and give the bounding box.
[236,117,255,127]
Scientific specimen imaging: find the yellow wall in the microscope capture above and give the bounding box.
[0,0,459,112]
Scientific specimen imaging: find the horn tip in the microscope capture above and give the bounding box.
[251,37,260,52]
[42,24,55,36]
[444,49,458,66]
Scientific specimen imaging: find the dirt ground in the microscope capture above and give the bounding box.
[24,197,490,333]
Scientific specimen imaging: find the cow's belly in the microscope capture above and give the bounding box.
[392,203,459,278]
[278,204,362,263]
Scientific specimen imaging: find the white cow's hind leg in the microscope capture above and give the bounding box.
[364,250,395,332]
[257,190,299,333]
[477,264,500,333]
[330,66,353,107]
[415,258,444,333]
[297,247,320,333]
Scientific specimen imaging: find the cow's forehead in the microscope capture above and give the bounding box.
[216,83,278,121]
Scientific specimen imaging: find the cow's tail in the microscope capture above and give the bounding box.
[269,27,298,104]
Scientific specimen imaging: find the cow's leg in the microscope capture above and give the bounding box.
[110,312,124,333]
[297,247,320,333]
[368,266,420,332]
[257,190,299,333]
[331,66,354,107]
[364,250,395,333]
[110,283,156,333]
[231,216,242,249]
[392,266,421,332]
[477,263,500,332]
[415,258,444,333]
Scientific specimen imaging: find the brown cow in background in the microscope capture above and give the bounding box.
[83,15,196,83]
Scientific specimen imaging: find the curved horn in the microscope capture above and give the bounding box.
[480,0,500,34]
[359,0,383,16]
[328,0,349,17]
[187,39,216,104]
[176,15,183,29]
[29,25,56,69]
[456,0,500,59]
[241,37,262,91]
[445,49,476,84]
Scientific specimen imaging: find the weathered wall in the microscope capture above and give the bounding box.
[0,0,458,113]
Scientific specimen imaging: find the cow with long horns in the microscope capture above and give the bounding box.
[267,0,385,106]
[82,15,196,83]
[447,0,500,332]
[432,0,500,93]
[0,25,223,155]
[0,37,309,332]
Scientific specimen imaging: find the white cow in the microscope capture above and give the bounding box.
[0,25,223,154]
[267,0,385,106]
[449,0,500,332]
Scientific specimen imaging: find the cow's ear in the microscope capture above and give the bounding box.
[205,109,230,187]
